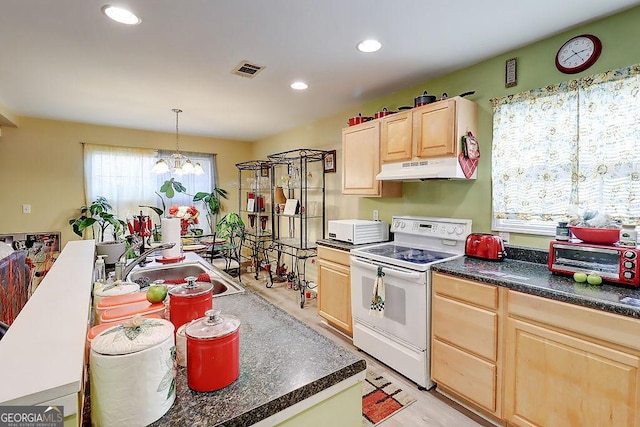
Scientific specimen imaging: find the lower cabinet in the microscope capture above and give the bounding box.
[432,272,640,427]
[504,291,640,427]
[431,272,503,420]
[317,246,352,337]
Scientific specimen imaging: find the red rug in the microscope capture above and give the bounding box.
[362,369,416,426]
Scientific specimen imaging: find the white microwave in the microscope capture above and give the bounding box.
[327,220,389,245]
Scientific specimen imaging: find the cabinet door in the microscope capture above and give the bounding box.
[381,111,412,163]
[342,121,401,197]
[504,317,640,427]
[317,257,352,337]
[413,99,456,158]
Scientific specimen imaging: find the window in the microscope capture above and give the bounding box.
[83,144,217,231]
[491,64,640,235]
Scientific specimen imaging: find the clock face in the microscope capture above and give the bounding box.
[555,34,602,74]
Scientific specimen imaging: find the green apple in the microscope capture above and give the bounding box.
[146,284,168,303]
[573,272,588,283]
[587,274,603,286]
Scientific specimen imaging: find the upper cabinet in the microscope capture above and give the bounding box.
[342,120,402,197]
[381,96,478,163]
[380,110,413,163]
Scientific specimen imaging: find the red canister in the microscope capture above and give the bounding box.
[186,309,241,392]
[168,276,213,332]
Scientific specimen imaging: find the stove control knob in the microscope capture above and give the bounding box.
[447,226,454,234]
[624,251,637,260]
[454,225,464,235]
[624,261,635,269]
[624,271,635,280]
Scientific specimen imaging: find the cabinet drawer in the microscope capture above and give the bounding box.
[432,272,498,309]
[508,290,640,352]
[432,338,497,413]
[318,246,350,266]
[433,294,498,361]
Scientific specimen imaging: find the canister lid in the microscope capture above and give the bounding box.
[91,316,174,355]
[186,310,240,340]
[168,276,213,297]
[94,280,140,297]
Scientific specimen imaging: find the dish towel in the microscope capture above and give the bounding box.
[369,266,385,318]
[163,273,211,285]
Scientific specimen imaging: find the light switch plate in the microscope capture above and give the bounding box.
[22,204,31,214]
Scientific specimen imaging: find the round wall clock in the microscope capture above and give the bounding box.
[555,34,602,74]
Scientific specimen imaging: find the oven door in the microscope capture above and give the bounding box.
[350,255,428,349]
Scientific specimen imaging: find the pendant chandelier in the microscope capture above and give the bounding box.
[152,108,204,175]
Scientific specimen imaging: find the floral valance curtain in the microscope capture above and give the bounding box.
[491,64,640,224]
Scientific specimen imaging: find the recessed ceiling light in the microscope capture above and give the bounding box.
[290,81,308,90]
[357,39,382,53]
[101,5,141,25]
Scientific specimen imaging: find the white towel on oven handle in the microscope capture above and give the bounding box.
[369,266,385,318]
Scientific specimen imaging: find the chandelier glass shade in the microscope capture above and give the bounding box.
[152,108,205,175]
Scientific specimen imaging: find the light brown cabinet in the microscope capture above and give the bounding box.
[342,120,402,197]
[317,246,352,337]
[380,96,478,163]
[432,272,640,427]
[431,272,503,420]
[504,291,640,427]
[380,110,413,163]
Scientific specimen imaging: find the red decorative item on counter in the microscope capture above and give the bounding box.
[186,309,240,392]
[168,276,213,332]
[155,255,186,264]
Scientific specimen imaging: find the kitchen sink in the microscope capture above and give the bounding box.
[126,262,244,297]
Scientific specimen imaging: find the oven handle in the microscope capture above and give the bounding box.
[350,257,424,281]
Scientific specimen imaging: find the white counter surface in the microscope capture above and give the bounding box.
[0,240,94,414]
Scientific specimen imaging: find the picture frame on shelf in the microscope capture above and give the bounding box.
[324,150,336,173]
[260,164,270,177]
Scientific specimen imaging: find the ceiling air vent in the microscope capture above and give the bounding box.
[231,61,266,78]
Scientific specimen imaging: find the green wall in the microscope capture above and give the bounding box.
[255,5,640,249]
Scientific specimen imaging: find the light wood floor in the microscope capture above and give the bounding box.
[236,272,494,427]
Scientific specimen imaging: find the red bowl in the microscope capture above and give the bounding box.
[570,226,619,245]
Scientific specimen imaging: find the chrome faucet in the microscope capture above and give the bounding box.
[119,242,176,280]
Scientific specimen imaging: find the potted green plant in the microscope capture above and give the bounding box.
[215,212,245,241]
[69,196,127,263]
[193,187,228,234]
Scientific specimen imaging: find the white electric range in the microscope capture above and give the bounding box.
[349,216,472,389]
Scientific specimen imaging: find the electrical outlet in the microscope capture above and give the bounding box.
[22,204,31,214]
[373,210,379,221]
[498,231,510,244]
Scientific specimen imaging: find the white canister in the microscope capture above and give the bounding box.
[90,317,176,427]
[620,224,638,247]
[176,323,188,367]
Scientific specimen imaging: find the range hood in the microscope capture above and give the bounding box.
[376,157,476,181]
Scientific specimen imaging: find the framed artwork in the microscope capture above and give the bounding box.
[505,57,518,88]
[324,150,336,173]
[260,164,270,177]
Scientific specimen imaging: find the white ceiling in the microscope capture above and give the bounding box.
[1,0,638,141]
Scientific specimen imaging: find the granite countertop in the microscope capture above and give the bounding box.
[150,290,366,426]
[432,255,640,319]
[316,238,375,252]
